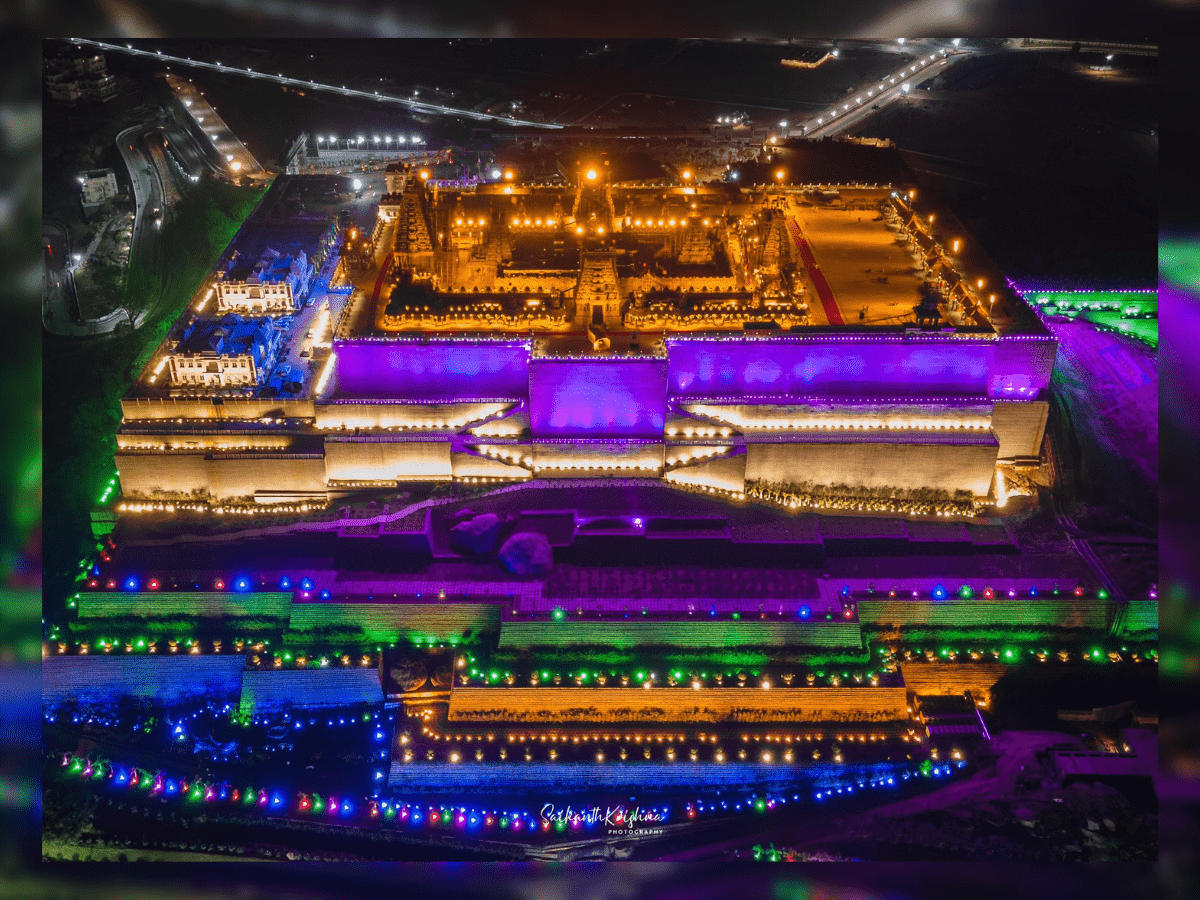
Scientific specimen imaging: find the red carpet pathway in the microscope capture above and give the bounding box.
[371,251,395,305]
[786,218,843,325]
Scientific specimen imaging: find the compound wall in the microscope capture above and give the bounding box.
[116,452,328,499]
[324,438,452,482]
[744,436,998,496]
[448,685,908,723]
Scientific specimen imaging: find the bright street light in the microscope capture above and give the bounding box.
[491,168,502,179]
[352,178,363,190]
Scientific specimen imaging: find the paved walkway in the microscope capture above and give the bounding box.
[787,218,843,324]
[75,214,120,270]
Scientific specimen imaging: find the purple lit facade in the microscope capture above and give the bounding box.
[331,333,1055,427]
[665,335,1056,401]
[529,358,668,437]
[332,338,531,400]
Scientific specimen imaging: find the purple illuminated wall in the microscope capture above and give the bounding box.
[333,339,530,400]
[530,358,668,437]
[330,334,1056,410]
[666,336,1055,400]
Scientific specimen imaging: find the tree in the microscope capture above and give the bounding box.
[42,779,98,843]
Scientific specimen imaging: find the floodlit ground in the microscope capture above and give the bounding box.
[1050,319,1157,527]
[1047,318,1158,597]
[789,203,926,325]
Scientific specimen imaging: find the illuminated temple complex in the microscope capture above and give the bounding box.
[52,141,1158,839]
[115,147,1056,510]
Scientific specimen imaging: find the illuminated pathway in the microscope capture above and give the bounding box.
[68,39,562,130]
[165,74,266,183]
[786,218,843,325]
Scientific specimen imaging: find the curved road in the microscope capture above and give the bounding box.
[116,123,169,327]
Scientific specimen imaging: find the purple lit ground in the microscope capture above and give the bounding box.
[1048,319,1156,517]
[1045,318,1157,598]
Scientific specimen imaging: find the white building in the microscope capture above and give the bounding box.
[216,248,312,314]
[167,316,279,387]
[167,354,260,388]
[46,71,83,103]
[79,169,119,206]
[45,48,117,103]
